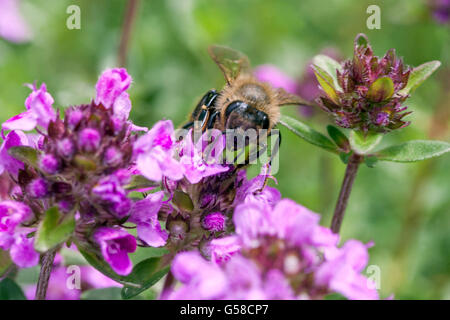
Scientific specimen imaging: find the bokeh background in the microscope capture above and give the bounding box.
[0,0,449,299]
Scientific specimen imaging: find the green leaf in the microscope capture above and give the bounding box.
[355,33,369,47]
[73,155,97,171]
[364,155,378,168]
[7,146,39,167]
[121,257,170,299]
[34,207,75,252]
[124,175,159,191]
[327,125,350,152]
[0,278,26,300]
[279,115,338,153]
[339,152,351,164]
[312,65,339,104]
[376,140,450,162]
[0,249,12,277]
[399,61,441,95]
[312,54,342,90]
[81,287,122,300]
[172,190,194,212]
[367,76,395,102]
[349,130,383,155]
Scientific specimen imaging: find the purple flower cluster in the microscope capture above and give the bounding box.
[166,176,379,300]
[0,68,157,275]
[315,34,412,133]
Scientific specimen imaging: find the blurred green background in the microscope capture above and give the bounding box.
[0,0,449,299]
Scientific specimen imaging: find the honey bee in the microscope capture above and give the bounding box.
[183,45,311,186]
[184,45,310,133]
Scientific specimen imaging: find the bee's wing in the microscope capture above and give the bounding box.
[274,88,314,107]
[208,45,252,84]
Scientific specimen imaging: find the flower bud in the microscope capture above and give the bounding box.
[39,154,59,174]
[57,138,75,158]
[79,128,101,152]
[202,212,226,232]
[27,178,49,198]
[103,146,122,167]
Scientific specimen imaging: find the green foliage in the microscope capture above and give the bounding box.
[327,125,350,152]
[8,146,39,168]
[279,115,338,153]
[35,207,75,252]
[376,140,450,162]
[367,76,395,102]
[349,130,383,155]
[121,258,170,299]
[312,54,342,89]
[399,61,441,95]
[0,278,26,300]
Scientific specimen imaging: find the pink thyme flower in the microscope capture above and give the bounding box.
[2,83,55,132]
[179,130,229,184]
[134,120,184,182]
[94,227,137,276]
[0,0,32,43]
[9,232,39,268]
[92,175,132,219]
[129,191,168,247]
[0,201,39,268]
[0,130,29,177]
[234,174,281,208]
[170,198,379,300]
[95,68,132,120]
[25,264,121,300]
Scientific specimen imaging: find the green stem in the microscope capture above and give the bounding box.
[330,153,362,234]
[34,247,58,300]
[118,0,140,67]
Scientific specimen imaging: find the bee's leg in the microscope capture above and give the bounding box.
[257,130,282,192]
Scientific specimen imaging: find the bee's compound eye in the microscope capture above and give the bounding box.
[260,113,270,130]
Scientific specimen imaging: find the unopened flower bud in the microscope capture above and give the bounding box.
[79,128,101,152]
[57,138,75,158]
[202,212,226,232]
[40,154,59,174]
[27,178,49,198]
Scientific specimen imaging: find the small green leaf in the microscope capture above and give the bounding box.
[312,65,339,104]
[8,146,39,167]
[364,155,378,168]
[376,140,450,162]
[312,54,342,90]
[399,61,441,95]
[327,125,350,152]
[349,130,383,155]
[124,175,159,191]
[34,207,75,252]
[73,155,97,171]
[172,190,194,212]
[81,287,122,300]
[355,33,369,47]
[0,249,12,277]
[367,76,395,102]
[339,152,351,164]
[279,115,338,153]
[0,278,26,300]
[121,257,170,299]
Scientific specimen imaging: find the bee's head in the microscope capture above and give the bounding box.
[224,101,270,131]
